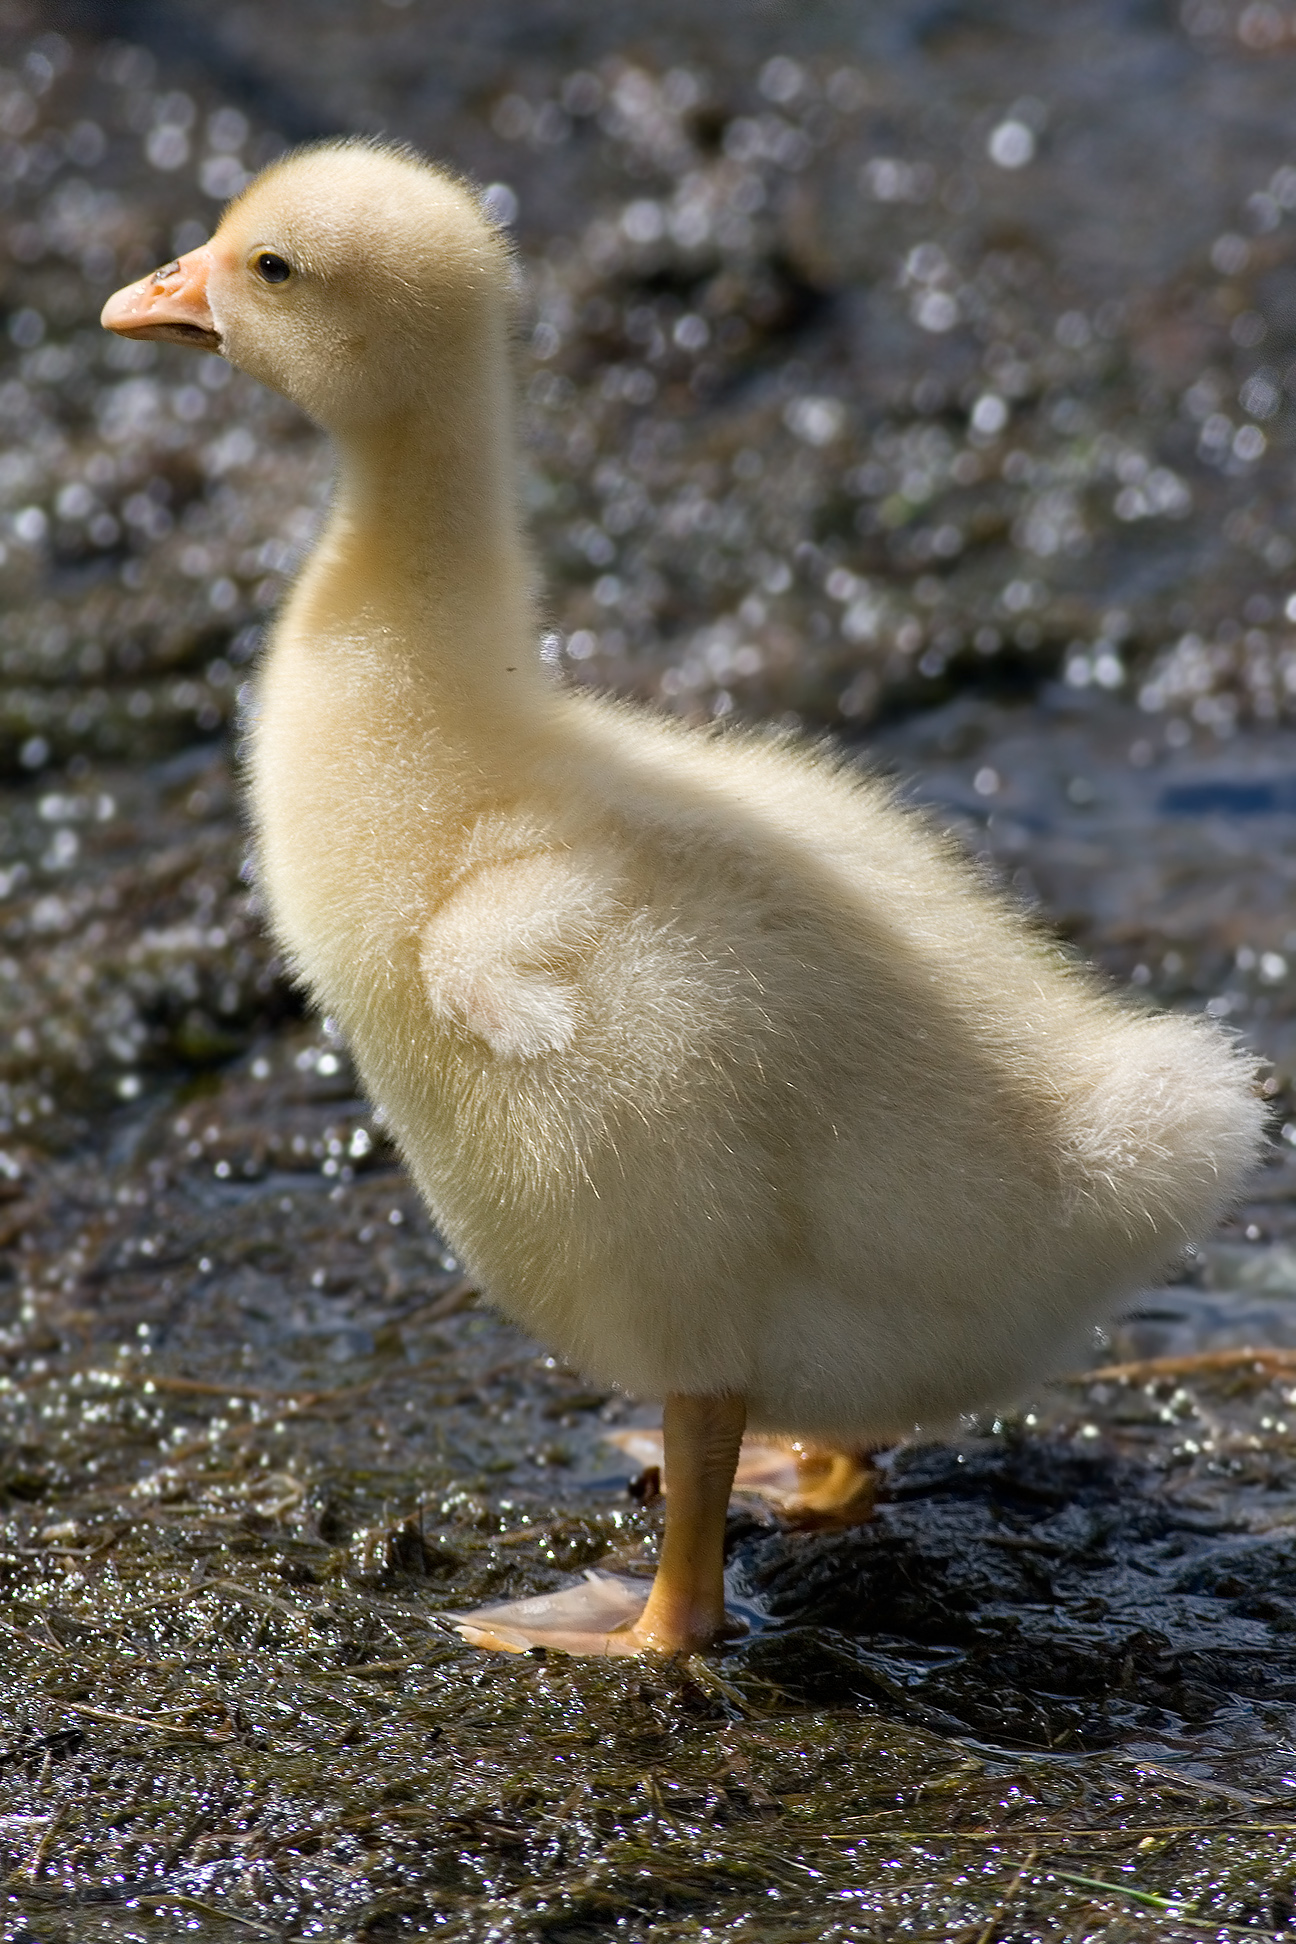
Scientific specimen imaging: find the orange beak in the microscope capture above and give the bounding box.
[100,246,221,352]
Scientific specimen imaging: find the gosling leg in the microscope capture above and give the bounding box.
[630,1392,747,1652]
[449,1391,746,1656]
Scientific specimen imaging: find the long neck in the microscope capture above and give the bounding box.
[285,309,548,749]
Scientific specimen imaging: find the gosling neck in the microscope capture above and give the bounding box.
[298,359,545,731]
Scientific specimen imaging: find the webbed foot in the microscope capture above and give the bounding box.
[451,1569,651,1655]
[606,1429,877,1524]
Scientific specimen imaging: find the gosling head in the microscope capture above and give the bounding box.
[101,140,516,435]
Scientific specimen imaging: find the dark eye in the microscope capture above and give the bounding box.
[253,252,291,285]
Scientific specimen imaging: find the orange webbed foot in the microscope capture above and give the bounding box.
[451,1569,652,1656]
[606,1429,878,1525]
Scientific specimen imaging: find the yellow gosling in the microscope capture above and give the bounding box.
[103,140,1265,1657]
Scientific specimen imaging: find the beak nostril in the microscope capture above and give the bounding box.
[102,243,219,352]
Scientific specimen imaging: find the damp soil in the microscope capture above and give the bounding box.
[4,3,1296,1940]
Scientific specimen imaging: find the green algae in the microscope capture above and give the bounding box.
[3,1108,1296,1940]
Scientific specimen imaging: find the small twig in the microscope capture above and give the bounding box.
[681,1655,766,1718]
[974,1848,1039,1944]
[162,1809,213,1870]
[0,1615,66,1655]
[1078,1346,1296,1384]
[61,1703,233,1743]
[37,1354,459,1416]
[718,1738,780,1815]
[396,1276,479,1323]
[200,1576,317,1626]
[640,1767,676,1835]
[334,1657,419,1678]
[281,1354,455,1409]
[105,1585,222,1615]
[1125,1760,1266,1808]
[17,1801,66,1880]
[811,1820,1296,1840]
[18,1523,132,1562]
[136,1374,314,1400]
[152,1418,266,1464]
[128,1892,279,1936]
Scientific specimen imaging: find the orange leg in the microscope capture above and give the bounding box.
[452,1393,746,1656]
[631,1392,746,1651]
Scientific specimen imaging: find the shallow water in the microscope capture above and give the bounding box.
[4,3,1296,1939]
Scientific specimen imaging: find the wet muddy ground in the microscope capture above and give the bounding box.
[5,2,1296,1939]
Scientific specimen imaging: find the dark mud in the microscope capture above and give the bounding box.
[4,2,1296,1939]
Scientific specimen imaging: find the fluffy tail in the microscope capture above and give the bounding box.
[1062,1011,1266,1272]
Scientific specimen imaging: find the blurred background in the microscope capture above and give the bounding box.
[3,0,1296,1150]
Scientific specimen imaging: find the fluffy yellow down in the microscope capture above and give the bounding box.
[208,142,1266,1442]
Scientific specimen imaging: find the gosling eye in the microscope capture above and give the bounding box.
[251,251,292,285]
